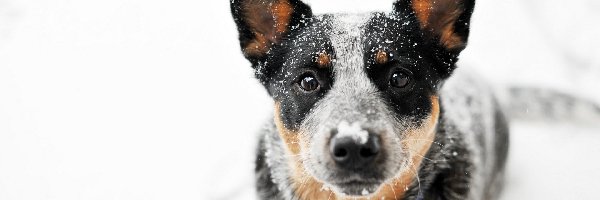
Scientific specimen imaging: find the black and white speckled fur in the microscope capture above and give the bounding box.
[255,68,509,200]
[230,0,509,199]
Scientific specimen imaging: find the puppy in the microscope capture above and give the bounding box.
[230,0,509,199]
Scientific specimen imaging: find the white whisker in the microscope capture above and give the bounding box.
[407,158,422,197]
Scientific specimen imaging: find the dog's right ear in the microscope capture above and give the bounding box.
[394,0,475,53]
[231,0,312,65]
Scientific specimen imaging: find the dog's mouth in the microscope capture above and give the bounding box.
[328,180,383,196]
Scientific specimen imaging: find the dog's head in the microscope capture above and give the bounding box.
[231,0,474,197]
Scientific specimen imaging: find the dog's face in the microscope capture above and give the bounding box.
[231,0,474,197]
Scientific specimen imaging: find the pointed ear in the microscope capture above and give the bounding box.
[396,0,475,53]
[231,0,312,63]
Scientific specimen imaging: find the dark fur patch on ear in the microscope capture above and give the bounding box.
[231,0,312,63]
[241,0,293,57]
[409,0,475,52]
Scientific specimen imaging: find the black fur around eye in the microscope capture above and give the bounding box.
[298,75,319,92]
[390,71,410,88]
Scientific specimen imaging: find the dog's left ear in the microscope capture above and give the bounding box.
[231,0,312,65]
[395,0,475,53]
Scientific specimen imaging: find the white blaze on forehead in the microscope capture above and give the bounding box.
[336,121,369,144]
[304,0,393,14]
[328,14,378,95]
[329,14,370,71]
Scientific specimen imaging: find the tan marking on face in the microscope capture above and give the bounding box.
[242,0,294,57]
[345,95,440,200]
[317,52,331,68]
[274,102,335,199]
[375,50,389,65]
[274,101,302,155]
[290,168,336,200]
[274,96,439,200]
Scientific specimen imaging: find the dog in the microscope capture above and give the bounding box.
[229,0,509,199]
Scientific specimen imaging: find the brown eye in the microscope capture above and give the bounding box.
[299,75,319,91]
[390,71,410,88]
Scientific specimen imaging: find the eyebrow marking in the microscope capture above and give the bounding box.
[316,51,331,68]
[375,49,389,64]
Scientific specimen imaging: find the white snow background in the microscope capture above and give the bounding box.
[1,0,599,199]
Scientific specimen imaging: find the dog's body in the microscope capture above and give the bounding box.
[230,0,509,199]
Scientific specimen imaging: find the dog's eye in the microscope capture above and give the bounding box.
[299,75,319,92]
[390,71,410,88]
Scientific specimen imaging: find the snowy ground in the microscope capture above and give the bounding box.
[1,0,599,200]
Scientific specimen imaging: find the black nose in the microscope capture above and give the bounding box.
[329,133,381,170]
